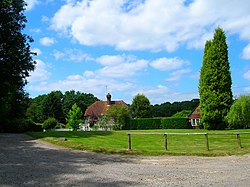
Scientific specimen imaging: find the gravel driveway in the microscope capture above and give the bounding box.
[0,133,249,187]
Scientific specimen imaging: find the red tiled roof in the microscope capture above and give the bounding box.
[188,106,200,119]
[84,100,128,117]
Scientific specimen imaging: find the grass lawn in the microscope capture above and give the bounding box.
[27,129,250,156]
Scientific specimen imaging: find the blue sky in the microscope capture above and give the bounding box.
[24,0,250,104]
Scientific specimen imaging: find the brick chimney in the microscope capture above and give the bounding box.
[106,93,111,106]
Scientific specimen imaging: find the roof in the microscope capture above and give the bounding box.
[188,106,200,119]
[84,100,128,117]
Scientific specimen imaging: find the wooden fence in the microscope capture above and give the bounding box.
[127,132,250,151]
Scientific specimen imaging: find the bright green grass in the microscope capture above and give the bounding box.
[27,129,250,156]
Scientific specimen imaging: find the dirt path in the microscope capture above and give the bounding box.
[0,133,249,186]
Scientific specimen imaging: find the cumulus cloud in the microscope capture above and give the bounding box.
[165,69,192,81]
[50,0,250,52]
[27,59,50,83]
[40,37,56,46]
[242,44,250,60]
[25,0,39,11]
[53,49,92,62]
[150,57,189,71]
[243,70,250,80]
[32,48,42,56]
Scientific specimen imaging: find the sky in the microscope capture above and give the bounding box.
[24,0,250,105]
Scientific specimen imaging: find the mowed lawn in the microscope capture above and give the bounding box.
[28,129,250,156]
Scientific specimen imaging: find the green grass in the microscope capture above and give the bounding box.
[27,129,250,156]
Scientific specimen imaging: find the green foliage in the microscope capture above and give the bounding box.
[126,118,162,130]
[1,119,42,133]
[42,91,64,123]
[199,27,233,130]
[161,118,191,129]
[66,103,83,131]
[106,105,130,130]
[131,94,152,118]
[43,118,58,130]
[0,0,36,132]
[26,90,99,124]
[172,110,192,118]
[225,95,250,129]
[152,99,199,117]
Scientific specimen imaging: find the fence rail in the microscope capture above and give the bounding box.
[127,132,250,151]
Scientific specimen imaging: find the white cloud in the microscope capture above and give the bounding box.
[52,49,92,62]
[25,0,39,11]
[132,85,199,104]
[243,70,250,80]
[27,59,51,83]
[242,44,250,60]
[150,57,189,71]
[50,0,250,52]
[165,69,192,81]
[40,37,56,46]
[95,55,148,78]
[32,48,42,56]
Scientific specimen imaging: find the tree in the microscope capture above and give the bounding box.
[172,110,192,118]
[0,0,36,131]
[66,103,83,131]
[42,91,64,122]
[225,95,250,129]
[199,27,233,130]
[131,94,152,118]
[106,105,130,130]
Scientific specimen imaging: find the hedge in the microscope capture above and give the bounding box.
[125,118,162,130]
[124,117,191,130]
[161,118,191,129]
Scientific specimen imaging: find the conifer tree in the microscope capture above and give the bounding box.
[199,28,233,130]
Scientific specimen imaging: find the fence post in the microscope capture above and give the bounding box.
[237,134,243,148]
[128,133,131,150]
[164,133,168,150]
[205,133,209,151]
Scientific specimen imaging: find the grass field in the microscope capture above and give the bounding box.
[27,129,250,156]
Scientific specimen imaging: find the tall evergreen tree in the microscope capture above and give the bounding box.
[199,28,233,130]
[0,0,36,131]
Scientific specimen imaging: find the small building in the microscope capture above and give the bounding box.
[188,106,200,129]
[84,93,128,126]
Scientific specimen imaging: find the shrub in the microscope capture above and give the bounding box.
[161,118,191,129]
[127,118,161,130]
[43,118,58,130]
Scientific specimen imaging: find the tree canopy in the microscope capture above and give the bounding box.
[225,95,250,129]
[131,94,152,118]
[0,0,36,131]
[199,27,233,130]
[66,103,83,131]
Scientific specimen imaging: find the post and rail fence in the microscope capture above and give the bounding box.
[127,132,250,151]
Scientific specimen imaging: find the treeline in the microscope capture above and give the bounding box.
[152,99,199,117]
[26,90,99,124]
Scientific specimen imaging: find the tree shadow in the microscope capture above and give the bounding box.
[0,133,140,186]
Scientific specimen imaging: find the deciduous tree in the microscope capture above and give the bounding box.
[131,94,152,118]
[225,95,250,129]
[0,0,36,131]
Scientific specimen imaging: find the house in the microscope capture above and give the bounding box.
[84,93,128,126]
[188,106,200,129]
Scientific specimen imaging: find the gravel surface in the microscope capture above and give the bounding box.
[0,133,250,187]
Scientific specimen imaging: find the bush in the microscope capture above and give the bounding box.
[1,118,43,133]
[161,118,191,129]
[126,118,162,130]
[43,118,58,130]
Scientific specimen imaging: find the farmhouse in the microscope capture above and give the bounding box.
[188,106,200,129]
[84,93,128,126]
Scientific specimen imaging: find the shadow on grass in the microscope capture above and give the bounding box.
[28,130,114,139]
[0,133,138,186]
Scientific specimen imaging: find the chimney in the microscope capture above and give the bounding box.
[106,93,111,106]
